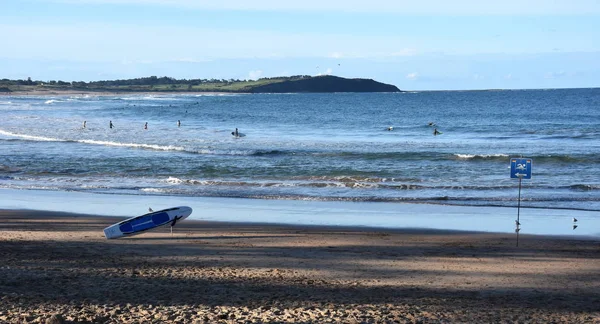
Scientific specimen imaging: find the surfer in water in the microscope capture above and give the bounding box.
[109,120,114,129]
[177,120,181,127]
[144,122,148,130]
[232,128,240,137]
[82,121,86,129]
[433,128,441,136]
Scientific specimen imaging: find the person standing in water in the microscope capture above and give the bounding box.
[177,120,181,127]
[144,122,148,130]
[109,120,114,129]
[82,121,86,129]
[433,128,441,136]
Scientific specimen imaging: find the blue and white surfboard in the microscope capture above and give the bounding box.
[103,206,192,239]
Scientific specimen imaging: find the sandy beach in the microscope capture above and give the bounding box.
[1,209,599,323]
[0,89,228,97]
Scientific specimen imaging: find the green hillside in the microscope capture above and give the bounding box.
[0,75,401,93]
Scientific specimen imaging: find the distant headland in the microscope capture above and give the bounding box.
[0,75,401,95]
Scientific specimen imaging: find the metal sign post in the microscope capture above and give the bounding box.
[510,158,532,247]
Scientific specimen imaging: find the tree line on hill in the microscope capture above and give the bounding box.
[0,75,311,88]
[0,75,400,93]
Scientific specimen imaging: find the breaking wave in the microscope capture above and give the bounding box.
[0,129,63,142]
[454,153,509,160]
[77,139,185,152]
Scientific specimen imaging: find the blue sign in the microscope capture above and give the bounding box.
[510,158,532,179]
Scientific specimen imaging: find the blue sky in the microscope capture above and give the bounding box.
[1,0,599,90]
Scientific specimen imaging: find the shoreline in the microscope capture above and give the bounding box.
[2,188,599,237]
[3,207,598,241]
[0,89,232,97]
[1,208,488,236]
[1,209,599,323]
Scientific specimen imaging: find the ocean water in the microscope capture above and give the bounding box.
[1,89,599,215]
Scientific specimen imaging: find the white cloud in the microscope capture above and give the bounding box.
[120,59,154,65]
[387,49,418,57]
[248,70,263,80]
[174,58,212,63]
[0,23,434,62]
[545,71,567,79]
[316,68,333,76]
[505,73,512,79]
[323,49,416,60]
[406,72,419,80]
[42,0,600,15]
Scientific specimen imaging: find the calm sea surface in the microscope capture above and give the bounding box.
[1,89,599,211]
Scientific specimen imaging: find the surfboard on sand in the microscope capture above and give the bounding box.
[103,206,192,239]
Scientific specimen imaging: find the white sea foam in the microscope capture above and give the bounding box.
[77,139,185,151]
[140,188,167,193]
[44,99,62,104]
[195,149,219,155]
[121,95,176,101]
[165,177,184,184]
[192,93,240,97]
[195,149,252,156]
[0,129,186,152]
[142,96,175,100]
[68,95,92,99]
[455,153,508,159]
[0,129,63,142]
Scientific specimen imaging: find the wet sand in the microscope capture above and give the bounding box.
[1,209,599,323]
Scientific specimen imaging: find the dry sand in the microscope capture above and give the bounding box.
[1,209,599,323]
